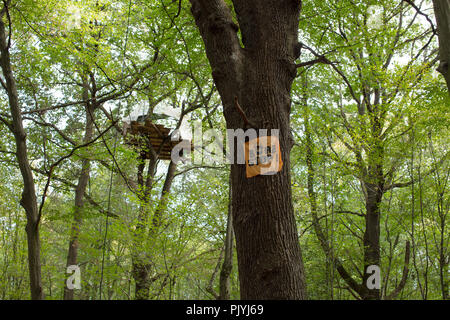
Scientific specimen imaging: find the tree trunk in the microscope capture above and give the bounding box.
[132,158,177,300]
[189,0,307,299]
[63,78,95,300]
[361,123,384,300]
[362,181,383,300]
[219,174,234,300]
[151,161,177,231]
[132,155,157,300]
[433,0,450,91]
[0,12,43,300]
[302,80,366,299]
[436,177,448,300]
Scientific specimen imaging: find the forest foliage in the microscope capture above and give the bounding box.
[0,0,448,300]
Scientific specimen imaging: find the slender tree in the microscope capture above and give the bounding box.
[63,75,95,300]
[0,2,43,299]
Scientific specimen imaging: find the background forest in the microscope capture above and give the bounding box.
[0,0,448,300]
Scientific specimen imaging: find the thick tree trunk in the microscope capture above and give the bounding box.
[64,81,95,300]
[433,0,450,91]
[0,13,43,300]
[189,0,307,299]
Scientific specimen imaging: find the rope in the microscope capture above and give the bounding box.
[99,0,133,299]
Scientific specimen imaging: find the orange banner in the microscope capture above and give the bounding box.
[244,135,283,178]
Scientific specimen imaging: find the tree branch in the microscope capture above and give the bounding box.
[36,121,117,227]
[386,241,411,300]
[189,0,242,108]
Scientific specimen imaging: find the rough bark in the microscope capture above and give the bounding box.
[0,10,43,299]
[63,77,95,300]
[433,0,450,91]
[189,0,307,299]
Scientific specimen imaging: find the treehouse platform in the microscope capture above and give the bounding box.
[122,119,189,161]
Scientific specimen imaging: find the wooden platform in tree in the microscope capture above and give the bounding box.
[122,119,189,161]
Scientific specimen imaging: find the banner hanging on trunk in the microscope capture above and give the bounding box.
[244,135,283,178]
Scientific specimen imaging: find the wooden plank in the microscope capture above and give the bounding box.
[123,120,190,161]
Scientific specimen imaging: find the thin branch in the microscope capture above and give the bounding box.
[0,114,12,131]
[174,165,227,178]
[302,44,361,106]
[335,210,365,217]
[31,166,119,218]
[296,56,330,68]
[22,116,77,146]
[384,151,449,191]
[402,0,436,34]
[386,241,411,300]
[234,96,257,128]
[36,121,117,227]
